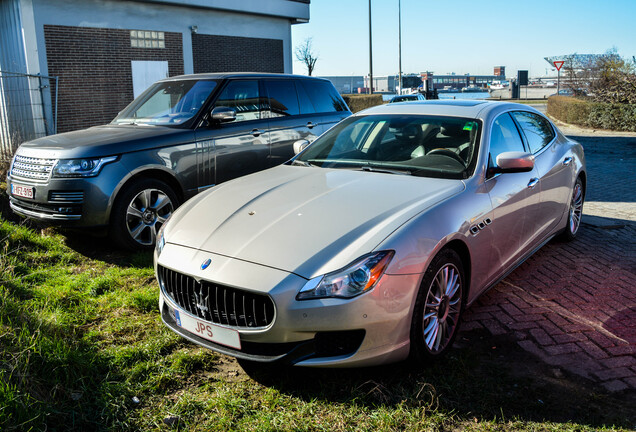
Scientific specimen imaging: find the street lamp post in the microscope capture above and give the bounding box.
[398,0,402,95]
[368,0,373,94]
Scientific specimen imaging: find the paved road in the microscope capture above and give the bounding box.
[462,123,636,392]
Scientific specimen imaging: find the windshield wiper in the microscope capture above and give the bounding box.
[359,165,412,175]
[291,160,318,167]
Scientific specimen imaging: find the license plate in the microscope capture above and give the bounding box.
[174,310,241,350]
[11,184,34,199]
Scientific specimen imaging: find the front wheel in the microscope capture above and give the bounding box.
[410,249,465,362]
[111,178,179,250]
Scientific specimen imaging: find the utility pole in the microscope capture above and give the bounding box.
[398,0,402,95]
[368,0,373,94]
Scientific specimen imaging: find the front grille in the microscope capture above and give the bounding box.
[11,155,56,182]
[49,191,84,202]
[158,265,275,329]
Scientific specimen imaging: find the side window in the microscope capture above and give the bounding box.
[511,111,555,154]
[295,80,315,115]
[265,80,300,117]
[489,113,525,169]
[214,80,262,122]
[300,80,347,113]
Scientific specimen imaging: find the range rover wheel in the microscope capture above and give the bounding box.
[410,249,465,362]
[111,179,179,250]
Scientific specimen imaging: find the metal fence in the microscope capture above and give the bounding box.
[0,71,58,160]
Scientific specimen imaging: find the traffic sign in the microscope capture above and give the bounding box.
[553,61,565,71]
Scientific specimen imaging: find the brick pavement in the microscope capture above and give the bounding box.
[462,127,636,392]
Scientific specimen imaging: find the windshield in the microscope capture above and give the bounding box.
[295,114,482,179]
[112,79,218,126]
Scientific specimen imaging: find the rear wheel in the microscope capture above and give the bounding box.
[410,249,465,362]
[560,177,584,241]
[111,178,178,250]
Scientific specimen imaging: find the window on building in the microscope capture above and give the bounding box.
[131,30,165,48]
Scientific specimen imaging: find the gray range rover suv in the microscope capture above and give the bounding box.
[7,73,350,249]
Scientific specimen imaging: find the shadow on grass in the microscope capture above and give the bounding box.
[0,279,133,431]
[242,329,636,429]
[62,231,154,268]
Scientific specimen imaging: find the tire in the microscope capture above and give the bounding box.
[410,249,465,362]
[559,177,584,242]
[111,178,179,250]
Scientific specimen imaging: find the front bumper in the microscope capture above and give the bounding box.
[6,163,128,227]
[156,243,421,367]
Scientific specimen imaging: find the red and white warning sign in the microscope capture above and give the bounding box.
[553,61,565,71]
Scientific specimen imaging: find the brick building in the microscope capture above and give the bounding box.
[0,0,310,145]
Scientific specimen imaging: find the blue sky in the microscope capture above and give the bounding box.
[291,0,636,78]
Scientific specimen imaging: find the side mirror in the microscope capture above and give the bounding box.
[494,151,534,173]
[293,139,311,155]
[211,106,236,123]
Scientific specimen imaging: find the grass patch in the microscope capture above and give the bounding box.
[0,211,634,431]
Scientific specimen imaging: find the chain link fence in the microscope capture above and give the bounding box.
[0,71,57,160]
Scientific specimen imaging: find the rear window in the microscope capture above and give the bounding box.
[265,80,300,117]
[511,111,555,154]
[300,80,348,113]
[295,80,316,115]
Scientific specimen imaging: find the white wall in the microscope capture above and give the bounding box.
[26,0,301,77]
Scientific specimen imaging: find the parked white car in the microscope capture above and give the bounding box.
[154,100,585,367]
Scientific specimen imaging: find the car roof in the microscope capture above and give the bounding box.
[158,72,328,82]
[357,100,541,119]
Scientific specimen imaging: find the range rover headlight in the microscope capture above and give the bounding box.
[52,156,118,178]
[296,251,394,300]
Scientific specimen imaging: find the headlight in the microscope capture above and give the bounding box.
[155,215,171,257]
[296,251,394,300]
[52,156,117,178]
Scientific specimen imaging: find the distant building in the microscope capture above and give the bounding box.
[494,66,506,77]
[320,76,365,94]
[324,68,502,95]
[0,0,310,151]
[431,73,499,90]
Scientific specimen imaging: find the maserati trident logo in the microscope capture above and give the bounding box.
[201,258,212,270]
[194,288,209,314]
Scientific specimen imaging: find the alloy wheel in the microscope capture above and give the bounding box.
[569,182,583,235]
[125,188,174,246]
[422,263,462,353]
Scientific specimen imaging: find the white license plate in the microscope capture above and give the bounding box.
[11,184,34,199]
[174,310,241,350]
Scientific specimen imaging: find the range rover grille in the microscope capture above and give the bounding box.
[11,155,56,182]
[158,265,275,329]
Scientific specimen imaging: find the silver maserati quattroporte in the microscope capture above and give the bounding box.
[154,100,586,367]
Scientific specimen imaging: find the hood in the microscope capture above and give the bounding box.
[167,165,464,279]
[16,125,194,159]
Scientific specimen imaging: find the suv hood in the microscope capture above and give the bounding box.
[166,165,464,279]
[16,125,194,159]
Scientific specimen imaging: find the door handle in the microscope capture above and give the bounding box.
[306,122,315,129]
[562,157,573,166]
[251,129,265,137]
[527,178,539,189]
